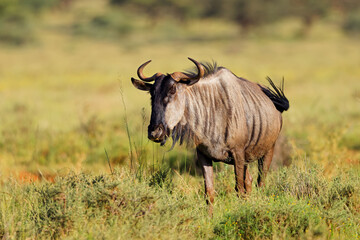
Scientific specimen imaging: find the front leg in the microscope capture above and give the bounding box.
[232,149,246,196]
[197,148,215,215]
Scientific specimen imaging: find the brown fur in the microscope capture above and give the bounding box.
[131,59,289,214]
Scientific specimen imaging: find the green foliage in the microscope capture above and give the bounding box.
[0,0,58,14]
[72,11,134,40]
[334,0,360,14]
[343,10,360,34]
[0,170,202,239]
[110,0,202,22]
[213,165,360,239]
[0,8,34,45]
[0,165,359,239]
[148,168,173,192]
[1,0,360,44]
[291,0,330,20]
[217,0,291,30]
[107,0,352,32]
[0,0,58,45]
[214,199,324,239]
[21,0,58,13]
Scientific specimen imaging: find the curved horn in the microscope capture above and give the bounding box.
[137,60,162,82]
[187,57,205,80]
[171,57,205,85]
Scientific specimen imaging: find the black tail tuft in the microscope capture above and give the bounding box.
[260,77,289,113]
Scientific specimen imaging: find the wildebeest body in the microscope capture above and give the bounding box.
[131,58,289,214]
[181,68,282,163]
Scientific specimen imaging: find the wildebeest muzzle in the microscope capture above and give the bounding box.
[148,123,166,142]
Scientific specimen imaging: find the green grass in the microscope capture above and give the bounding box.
[0,1,359,239]
[0,164,359,239]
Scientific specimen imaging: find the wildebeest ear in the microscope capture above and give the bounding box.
[131,78,152,91]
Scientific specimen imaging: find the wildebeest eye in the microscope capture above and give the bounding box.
[169,84,176,95]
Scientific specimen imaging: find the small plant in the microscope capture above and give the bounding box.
[148,168,173,192]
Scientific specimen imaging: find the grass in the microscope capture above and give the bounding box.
[0,1,360,239]
[0,164,359,239]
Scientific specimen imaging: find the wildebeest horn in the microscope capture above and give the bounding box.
[171,57,205,85]
[187,57,205,80]
[137,60,162,82]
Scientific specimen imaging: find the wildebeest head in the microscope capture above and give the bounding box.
[131,58,204,144]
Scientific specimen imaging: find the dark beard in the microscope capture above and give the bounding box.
[165,123,193,151]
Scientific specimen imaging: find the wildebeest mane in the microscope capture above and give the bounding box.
[260,77,289,113]
[165,61,221,151]
[185,61,222,78]
[168,123,194,151]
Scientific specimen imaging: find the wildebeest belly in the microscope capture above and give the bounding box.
[197,143,230,161]
[244,144,273,162]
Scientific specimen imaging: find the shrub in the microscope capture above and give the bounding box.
[343,11,360,34]
[0,10,34,45]
[148,168,173,192]
[213,198,325,239]
[0,0,59,45]
[213,165,360,239]
[72,11,134,40]
[0,170,201,239]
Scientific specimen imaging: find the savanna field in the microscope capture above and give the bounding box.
[0,0,360,239]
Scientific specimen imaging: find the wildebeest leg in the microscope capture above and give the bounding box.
[233,149,246,196]
[244,165,253,194]
[197,148,215,215]
[257,146,274,187]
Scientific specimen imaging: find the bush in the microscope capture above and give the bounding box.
[72,11,134,40]
[148,168,173,192]
[213,165,360,239]
[343,11,360,34]
[214,199,325,239]
[0,170,201,239]
[21,0,59,13]
[0,12,34,45]
[0,0,59,45]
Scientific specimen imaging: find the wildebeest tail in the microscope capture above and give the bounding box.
[260,77,289,113]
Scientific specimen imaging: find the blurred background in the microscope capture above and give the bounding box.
[0,0,359,180]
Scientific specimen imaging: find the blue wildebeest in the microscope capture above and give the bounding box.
[131,58,289,213]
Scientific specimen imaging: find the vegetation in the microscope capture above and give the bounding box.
[1,165,359,239]
[108,0,360,33]
[0,0,359,239]
[0,0,59,44]
[343,10,360,35]
[1,0,360,45]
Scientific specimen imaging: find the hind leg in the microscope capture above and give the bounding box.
[257,146,274,187]
[232,149,247,196]
[244,165,253,193]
